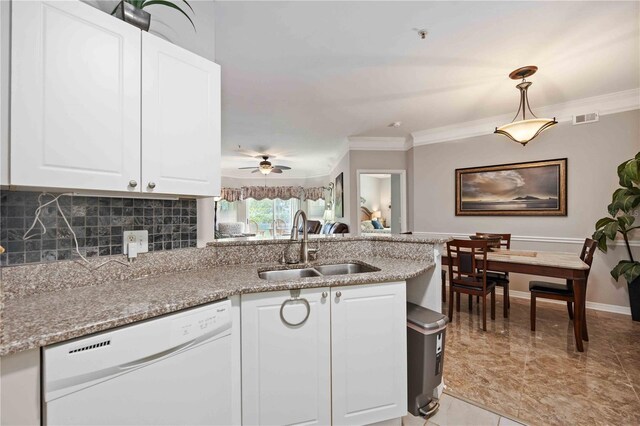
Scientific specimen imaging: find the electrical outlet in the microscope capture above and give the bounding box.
[123,230,149,255]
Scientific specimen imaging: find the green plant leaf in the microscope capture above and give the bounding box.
[608,187,640,215]
[142,0,196,30]
[617,214,635,231]
[181,0,194,14]
[618,153,640,187]
[592,228,609,253]
[611,260,640,282]
[595,217,616,230]
[603,220,619,240]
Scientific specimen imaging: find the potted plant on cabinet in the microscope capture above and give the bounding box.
[112,0,195,32]
[593,152,640,321]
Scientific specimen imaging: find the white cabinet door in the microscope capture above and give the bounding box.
[11,1,141,192]
[331,282,407,426]
[141,32,220,197]
[241,288,331,426]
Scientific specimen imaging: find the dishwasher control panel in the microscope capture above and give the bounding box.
[170,301,231,346]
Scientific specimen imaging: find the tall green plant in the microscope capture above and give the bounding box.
[115,0,195,30]
[593,152,640,282]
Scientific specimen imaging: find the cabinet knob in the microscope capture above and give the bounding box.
[129,180,138,188]
[335,291,342,298]
[148,182,156,189]
[322,291,328,298]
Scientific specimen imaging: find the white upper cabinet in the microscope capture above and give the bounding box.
[141,33,221,196]
[11,1,141,193]
[331,282,407,426]
[9,1,221,197]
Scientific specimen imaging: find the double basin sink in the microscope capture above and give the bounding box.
[258,262,379,281]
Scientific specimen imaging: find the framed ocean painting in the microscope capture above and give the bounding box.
[455,158,567,216]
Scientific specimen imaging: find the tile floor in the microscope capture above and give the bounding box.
[441,295,640,425]
[403,393,525,426]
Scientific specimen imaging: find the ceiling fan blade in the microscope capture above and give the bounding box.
[273,165,291,170]
[238,167,258,170]
[251,169,261,173]
[271,168,283,174]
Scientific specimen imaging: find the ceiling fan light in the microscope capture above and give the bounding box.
[494,118,557,146]
[259,165,272,175]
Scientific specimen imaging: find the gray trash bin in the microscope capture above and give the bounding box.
[406,302,448,418]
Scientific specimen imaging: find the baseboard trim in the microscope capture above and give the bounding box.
[450,286,632,316]
[415,231,640,247]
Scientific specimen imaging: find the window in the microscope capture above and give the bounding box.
[246,198,299,238]
[307,198,326,221]
[217,200,238,225]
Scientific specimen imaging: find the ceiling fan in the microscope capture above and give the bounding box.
[238,155,292,175]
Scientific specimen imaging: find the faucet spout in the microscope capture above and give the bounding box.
[291,209,309,264]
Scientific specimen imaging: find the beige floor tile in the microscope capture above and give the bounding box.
[402,413,426,426]
[442,297,639,426]
[427,394,500,426]
[498,417,525,426]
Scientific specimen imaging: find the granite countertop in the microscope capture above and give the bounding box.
[1,256,434,356]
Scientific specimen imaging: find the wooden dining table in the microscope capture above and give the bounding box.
[441,248,591,352]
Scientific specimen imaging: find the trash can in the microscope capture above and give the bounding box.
[406,302,448,418]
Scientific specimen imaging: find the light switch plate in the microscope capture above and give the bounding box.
[123,230,149,255]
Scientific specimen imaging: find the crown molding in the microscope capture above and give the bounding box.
[348,136,411,151]
[411,88,640,147]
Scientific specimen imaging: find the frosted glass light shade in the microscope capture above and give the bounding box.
[495,118,557,146]
[323,208,334,222]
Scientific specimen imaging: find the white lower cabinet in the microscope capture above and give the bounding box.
[241,287,331,426]
[331,283,407,426]
[241,282,407,426]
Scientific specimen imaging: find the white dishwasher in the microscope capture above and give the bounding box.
[43,299,234,426]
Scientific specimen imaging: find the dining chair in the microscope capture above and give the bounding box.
[529,238,597,337]
[473,233,512,318]
[275,219,287,236]
[447,239,497,331]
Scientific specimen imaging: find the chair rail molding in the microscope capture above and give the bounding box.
[414,231,640,247]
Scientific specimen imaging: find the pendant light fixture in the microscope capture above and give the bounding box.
[494,66,557,146]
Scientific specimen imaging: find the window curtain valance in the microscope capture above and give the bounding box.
[220,187,243,202]
[220,186,326,202]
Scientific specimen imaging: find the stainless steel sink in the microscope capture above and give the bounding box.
[314,263,379,276]
[258,262,379,280]
[258,268,322,281]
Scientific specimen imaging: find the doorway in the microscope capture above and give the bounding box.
[356,170,407,235]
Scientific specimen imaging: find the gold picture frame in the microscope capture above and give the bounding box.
[455,158,567,216]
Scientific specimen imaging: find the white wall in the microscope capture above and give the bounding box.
[82,0,215,61]
[360,175,391,225]
[359,175,379,210]
[411,109,640,309]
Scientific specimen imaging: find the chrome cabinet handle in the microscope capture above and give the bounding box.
[129,180,138,188]
[335,291,342,298]
[148,182,156,189]
[322,291,328,298]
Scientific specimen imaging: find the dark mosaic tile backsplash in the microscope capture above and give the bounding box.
[0,191,197,266]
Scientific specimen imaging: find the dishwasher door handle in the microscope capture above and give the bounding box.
[118,339,197,371]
